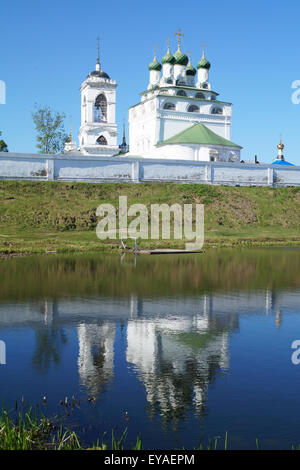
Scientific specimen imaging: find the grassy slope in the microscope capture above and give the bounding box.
[1,180,300,254]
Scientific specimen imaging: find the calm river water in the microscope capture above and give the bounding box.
[0,248,300,449]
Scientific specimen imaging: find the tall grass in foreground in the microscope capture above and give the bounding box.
[0,408,80,450]
[1,408,300,450]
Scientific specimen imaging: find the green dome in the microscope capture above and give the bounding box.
[197,54,211,70]
[161,50,175,65]
[148,57,162,71]
[186,62,196,76]
[174,49,189,66]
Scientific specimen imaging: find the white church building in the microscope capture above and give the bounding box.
[65,32,242,162]
[127,30,242,162]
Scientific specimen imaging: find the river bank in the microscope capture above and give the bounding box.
[1,180,300,255]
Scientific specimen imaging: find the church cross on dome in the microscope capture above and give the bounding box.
[166,37,171,52]
[96,37,101,70]
[174,28,184,51]
[201,43,207,57]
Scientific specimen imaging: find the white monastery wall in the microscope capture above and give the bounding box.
[0,290,298,327]
[0,151,300,186]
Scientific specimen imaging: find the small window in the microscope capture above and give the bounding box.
[211,107,223,115]
[195,92,205,99]
[97,135,107,145]
[166,78,173,84]
[176,90,187,96]
[163,102,175,110]
[187,105,199,113]
[202,83,208,89]
[210,150,219,162]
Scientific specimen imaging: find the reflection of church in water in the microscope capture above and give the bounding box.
[0,289,286,420]
[76,294,239,421]
[126,298,237,422]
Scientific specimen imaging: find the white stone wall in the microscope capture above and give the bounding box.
[0,151,300,186]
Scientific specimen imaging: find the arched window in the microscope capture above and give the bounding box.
[195,92,205,99]
[163,102,175,110]
[202,83,208,89]
[94,94,107,122]
[97,135,107,145]
[211,107,223,115]
[177,90,187,96]
[166,78,173,84]
[187,105,199,113]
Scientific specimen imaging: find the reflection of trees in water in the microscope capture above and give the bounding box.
[32,326,68,373]
[2,249,300,301]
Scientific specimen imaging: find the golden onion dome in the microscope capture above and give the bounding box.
[277,140,284,151]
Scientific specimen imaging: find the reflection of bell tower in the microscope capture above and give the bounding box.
[78,39,119,156]
[77,323,115,396]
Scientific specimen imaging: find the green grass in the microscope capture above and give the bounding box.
[0,407,81,450]
[1,409,300,450]
[1,181,300,254]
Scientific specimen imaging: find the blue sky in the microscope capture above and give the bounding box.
[1,0,300,163]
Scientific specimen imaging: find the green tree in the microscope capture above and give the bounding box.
[0,131,8,152]
[32,105,68,154]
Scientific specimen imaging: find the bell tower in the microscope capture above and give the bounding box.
[78,39,119,156]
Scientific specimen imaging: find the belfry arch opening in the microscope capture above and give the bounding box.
[94,94,107,122]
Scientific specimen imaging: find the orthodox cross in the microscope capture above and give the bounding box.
[166,37,171,52]
[96,37,101,64]
[175,28,184,50]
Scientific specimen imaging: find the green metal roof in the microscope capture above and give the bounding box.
[140,85,219,96]
[186,63,196,76]
[161,50,175,65]
[174,49,189,66]
[157,122,242,148]
[197,55,211,70]
[148,57,162,71]
[156,94,231,105]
